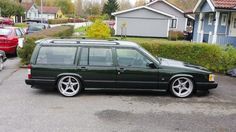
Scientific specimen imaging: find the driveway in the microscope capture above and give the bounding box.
[0,58,235,132]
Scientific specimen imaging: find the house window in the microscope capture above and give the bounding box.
[234,18,236,28]
[170,19,177,28]
[208,13,214,25]
[221,14,228,26]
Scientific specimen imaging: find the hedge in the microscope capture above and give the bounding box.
[138,41,236,72]
[18,25,74,64]
[48,18,86,24]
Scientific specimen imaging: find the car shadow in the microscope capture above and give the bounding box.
[31,89,210,98]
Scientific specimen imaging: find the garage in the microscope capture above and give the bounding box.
[112,6,174,38]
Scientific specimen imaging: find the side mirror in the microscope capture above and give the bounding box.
[147,62,157,69]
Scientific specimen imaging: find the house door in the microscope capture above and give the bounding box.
[230,13,236,36]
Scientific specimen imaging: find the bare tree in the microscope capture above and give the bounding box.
[135,0,146,7]
[119,0,132,11]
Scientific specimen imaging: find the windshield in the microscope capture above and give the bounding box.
[0,29,11,36]
[29,25,45,31]
[138,46,161,64]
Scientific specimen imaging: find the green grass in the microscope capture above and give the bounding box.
[14,23,28,28]
[74,26,87,33]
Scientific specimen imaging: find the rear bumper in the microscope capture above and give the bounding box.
[25,79,56,90]
[195,82,218,90]
[0,46,17,54]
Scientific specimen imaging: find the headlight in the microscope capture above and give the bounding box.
[209,74,215,82]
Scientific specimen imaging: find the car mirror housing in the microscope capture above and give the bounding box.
[148,62,157,69]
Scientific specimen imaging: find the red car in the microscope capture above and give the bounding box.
[0,27,24,55]
[0,17,14,25]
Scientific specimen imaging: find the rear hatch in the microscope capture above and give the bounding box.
[0,29,11,47]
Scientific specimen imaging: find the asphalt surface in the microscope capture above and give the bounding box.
[0,57,235,132]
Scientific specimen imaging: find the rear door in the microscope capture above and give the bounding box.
[77,46,117,88]
[115,48,159,89]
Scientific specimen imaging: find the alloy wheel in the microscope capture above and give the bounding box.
[171,77,194,98]
[57,76,81,97]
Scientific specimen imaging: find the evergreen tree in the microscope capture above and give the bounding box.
[102,0,119,19]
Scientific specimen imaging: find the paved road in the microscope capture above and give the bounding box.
[0,58,235,132]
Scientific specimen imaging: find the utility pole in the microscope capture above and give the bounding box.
[41,0,43,23]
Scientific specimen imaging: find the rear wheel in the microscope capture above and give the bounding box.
[0,58,3,71]
[170,77,194,98]
[57,76,81,97]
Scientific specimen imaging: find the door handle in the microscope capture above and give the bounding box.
[80,67,87,71]
[119,68,125,72]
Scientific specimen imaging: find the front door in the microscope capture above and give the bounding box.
[77,47,117,88]
[115,48,158,89]
[230,13,236,36]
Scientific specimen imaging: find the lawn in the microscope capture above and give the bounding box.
[74,26,87,33]
[14,23,28,28]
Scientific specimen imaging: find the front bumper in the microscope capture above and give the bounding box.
[195,82,218,90]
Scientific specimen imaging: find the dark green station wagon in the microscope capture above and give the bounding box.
[25,39,217,98]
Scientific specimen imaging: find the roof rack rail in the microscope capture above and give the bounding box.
[46,39,120,45]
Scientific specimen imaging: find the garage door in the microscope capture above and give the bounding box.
[116,17,169,38]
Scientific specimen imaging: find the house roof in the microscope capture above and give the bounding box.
[194,0,236,12]
[21,2,34,11]
[147,0,195,19]
[212,0,236,9]
[112,6,175,18]
[39,6,60,14]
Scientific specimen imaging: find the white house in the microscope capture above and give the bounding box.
[21,2,39,20]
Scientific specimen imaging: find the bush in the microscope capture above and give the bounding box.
[138,41,236,72]
[14,23,28,28]
[86,19,111,39]
[18,25,74,65]
[169,30,185,41]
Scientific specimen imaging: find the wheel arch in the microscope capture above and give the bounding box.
[169,74,195,87]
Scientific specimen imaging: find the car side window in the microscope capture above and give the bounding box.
[116,48,151,68]
[15,29,22,37]
[36,46,77,65]
[89,48,113,66]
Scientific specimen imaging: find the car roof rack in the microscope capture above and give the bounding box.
[43,39,120,45]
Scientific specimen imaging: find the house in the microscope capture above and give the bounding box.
[192,0,236,46]
[112,0,194,38]
[39,6,64,20]
[21,2,39,21]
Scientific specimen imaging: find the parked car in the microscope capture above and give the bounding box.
[0,50,7,71]
[25,39,218,98]
[0,17,14,25]
[0,27,24,54]
[26,23,47,34]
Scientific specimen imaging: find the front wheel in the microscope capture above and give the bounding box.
[170,77,194,98]
[0,58,3,71]
[57,76,81,97]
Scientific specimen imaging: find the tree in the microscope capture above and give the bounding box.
[0,0,24,17]
[86,19,111,39]
[119,0,132,11]
[84,1,102,16]
[135,0,146,7]
[102,0,119,19]
[56,0,75,14]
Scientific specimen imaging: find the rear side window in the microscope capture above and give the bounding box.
[79,47,113,66]
[36,47,77,65]
[89,48,113,66]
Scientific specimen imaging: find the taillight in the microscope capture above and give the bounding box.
[28,64,32,79]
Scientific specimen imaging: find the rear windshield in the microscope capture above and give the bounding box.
[29,25,45,31]
[36,46,77,65]
[0,29,11,35]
